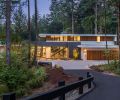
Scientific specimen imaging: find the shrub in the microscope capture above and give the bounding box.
[27,78,43,89]
[0,63,34,96]
[35,67,47,79]
[27,67,47,89]
[91,60,120,75]
[104,61,119,72]
[0,52,47,97]
[0,83,9,94]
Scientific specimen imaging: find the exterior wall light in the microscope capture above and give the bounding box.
[97,36,100,42]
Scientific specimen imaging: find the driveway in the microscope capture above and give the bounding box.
[39,60,120,100]
[65,70,120,100]
[42,60,107,69]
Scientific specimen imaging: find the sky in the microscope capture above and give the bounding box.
[23,0,51,16]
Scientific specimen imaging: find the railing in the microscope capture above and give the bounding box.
[2,72,94,100]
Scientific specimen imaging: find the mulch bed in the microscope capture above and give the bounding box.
[31,65,79,95]
[90,65,105,72]
[47,67,78,84]
[90,65,119,77]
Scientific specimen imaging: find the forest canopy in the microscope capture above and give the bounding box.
[39,0,119,34]
[0,0,119,39]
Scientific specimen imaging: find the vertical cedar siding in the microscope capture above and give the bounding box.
[87,50,119,60]
[100,36,113,41]
[80,36,97,41]
[45,36,114,41]
[67,36,74,41]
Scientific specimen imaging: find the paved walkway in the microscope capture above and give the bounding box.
[47,60,107,69]
[65,70,120,100]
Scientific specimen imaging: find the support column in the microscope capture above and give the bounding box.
[81,48,87,60]
[46,47,51,59]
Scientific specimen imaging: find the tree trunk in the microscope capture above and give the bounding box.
[33,0,38,65]
[104,0,109,64]
[28,0,31,67]
[118,3,120,63]
[5,0,11,65]
[72,0,74,34]
[94,1,98,34]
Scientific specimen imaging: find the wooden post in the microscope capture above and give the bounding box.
[58,81,65,100]
[87,72,90,77]
[78,77,84,94]
[87,72,91,89]
[3,93,16,100]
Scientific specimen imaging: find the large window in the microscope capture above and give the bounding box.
[31,46,69,60]
[51,46,68,59]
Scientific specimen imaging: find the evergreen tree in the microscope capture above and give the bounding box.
[13,3,27,40]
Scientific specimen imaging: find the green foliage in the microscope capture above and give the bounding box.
[38,0,118,34]
[39,15,49,33]
[48,21,63,34]
[27,77,43,89]
[0,84,9,94]
[1,0,119,35]
[81,16,95,33]
[0,40,5,45]
[12,1,28,40]
[35,67,47,78]
[0,53,32,96]
[27,67,47,89]
[0,51,47,97]
[91,61,120,75]
[104,49,111,58]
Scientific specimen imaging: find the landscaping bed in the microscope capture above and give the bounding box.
[90,61,120,76]
[0,59,78,99]
[0,45,79,99]
[26,65,78,97]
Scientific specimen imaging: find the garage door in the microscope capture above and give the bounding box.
[87,50,119,60]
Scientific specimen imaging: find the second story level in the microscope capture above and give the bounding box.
[39,34,117,43]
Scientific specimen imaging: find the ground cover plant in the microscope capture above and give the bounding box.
[0,51,47,97]
[0,51,78,99]
[90,61,120,75]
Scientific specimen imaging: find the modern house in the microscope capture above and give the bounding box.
[31,34,119,60]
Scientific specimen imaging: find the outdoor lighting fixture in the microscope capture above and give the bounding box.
[78,36,81,41]
[97,36,100,42]
[84,49,87,52]
[60,36,63,41]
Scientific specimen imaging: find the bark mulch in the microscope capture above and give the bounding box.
[31,66,79,95]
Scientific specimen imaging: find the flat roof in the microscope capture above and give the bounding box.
[39,34,117,37]
[77,45,118,49]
